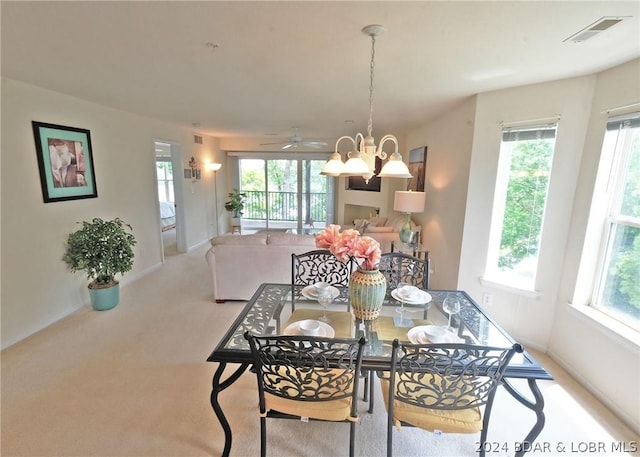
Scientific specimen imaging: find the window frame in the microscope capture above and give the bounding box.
[590,112,640,330]
[483,121,558,292]
[156,158,174,203]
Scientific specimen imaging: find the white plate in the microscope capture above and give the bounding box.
[301,285,340,300]
[391,289,432,305]
[283,320,335,338]
[407,325,463,344]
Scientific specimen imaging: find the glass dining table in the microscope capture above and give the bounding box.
[207,283,553,457]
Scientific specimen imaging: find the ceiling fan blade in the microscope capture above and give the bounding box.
[260,141,287,146]
[302,141,328,148]
[281,143,294,149]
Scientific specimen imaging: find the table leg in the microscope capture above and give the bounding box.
[502,378,546,457]
[210,362,250,457]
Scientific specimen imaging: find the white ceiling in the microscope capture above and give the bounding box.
[2,1,639,146]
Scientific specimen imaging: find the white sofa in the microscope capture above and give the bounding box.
[351,213,420,253]
[205,232,316,302]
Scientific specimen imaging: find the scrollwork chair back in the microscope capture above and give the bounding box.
[244,332,366,457]
[382,339,522,457]
[378,252,430,290]
[291,249,355,311]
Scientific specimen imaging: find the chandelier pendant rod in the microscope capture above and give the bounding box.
[367,33,375,140]
[320,24,413,180]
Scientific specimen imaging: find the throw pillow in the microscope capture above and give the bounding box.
[367,216,388,227]
[366,226,394,233]
[354,219,369,233]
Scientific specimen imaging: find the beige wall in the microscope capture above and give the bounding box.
[459,75,596,348]
[548,59,640,433]
[407,60,639,433]
[405,97,477,290]
[1,79,224,349]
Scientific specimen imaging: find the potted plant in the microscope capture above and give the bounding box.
[62,217,137,310]
[224,188,247,225]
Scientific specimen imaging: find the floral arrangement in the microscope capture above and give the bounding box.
[315,224,381,271]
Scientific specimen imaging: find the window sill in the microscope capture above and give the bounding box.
[568,302,640,348]
[480,276,541,299]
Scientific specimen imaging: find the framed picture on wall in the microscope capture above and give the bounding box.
[346,157,382,192]
[32,121,98,203]
[407,146,427,192]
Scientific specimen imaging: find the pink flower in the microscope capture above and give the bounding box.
[351,236,381,270]
[314,225,381,271]
[314,224,341,248]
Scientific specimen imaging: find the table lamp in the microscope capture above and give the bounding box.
[393,190,426,243]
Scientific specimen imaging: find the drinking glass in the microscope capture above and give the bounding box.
[316,288,332,323]
[443,295,461,330]
[395,282,410,322]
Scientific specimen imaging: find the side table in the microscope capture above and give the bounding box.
[390,241,429,260]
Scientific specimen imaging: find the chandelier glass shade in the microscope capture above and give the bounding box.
[320,25,412,181]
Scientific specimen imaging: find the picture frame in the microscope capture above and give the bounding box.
[346,157,382,192]
[32,121,98,203]
[407,146,427,192]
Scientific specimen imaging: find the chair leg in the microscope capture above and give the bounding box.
[478,389,498,457]
[349,421,356,457]
[363,371,369,401]
[386,413,393,457]
[368,371,375,413]
[260,416,267,457]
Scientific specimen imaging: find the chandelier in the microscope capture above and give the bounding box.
[321,24,412,182]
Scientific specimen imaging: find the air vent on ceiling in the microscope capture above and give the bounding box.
[194,135,203,144]
[564,16,627,43]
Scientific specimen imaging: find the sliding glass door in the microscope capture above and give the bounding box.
[238,158,333,233]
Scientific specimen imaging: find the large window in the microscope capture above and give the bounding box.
[237,157,333,232]
[593,113,640,330]
[485,123,557,290]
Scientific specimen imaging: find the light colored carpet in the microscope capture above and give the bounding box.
[1,243,638,456]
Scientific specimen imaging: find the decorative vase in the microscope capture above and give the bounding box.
[349,267,387,320]
[89,282,120,311]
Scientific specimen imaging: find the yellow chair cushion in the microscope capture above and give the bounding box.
[265,393,353,421]
[380,375,483,434]
[262,367,356,422]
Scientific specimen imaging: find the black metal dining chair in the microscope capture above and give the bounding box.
[244,332,366,457]
[380,339,523,457]
[378,251,430,290]
[291,249,355,312]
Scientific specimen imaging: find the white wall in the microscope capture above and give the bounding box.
[548,59,640,433]
[0,79,223,349]
[458,75,596,349]
[406,97,477,289]
[419,60,638,433]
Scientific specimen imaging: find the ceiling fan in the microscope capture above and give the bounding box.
[260,128,328,150]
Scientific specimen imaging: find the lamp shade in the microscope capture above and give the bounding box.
[378,152,413,178]
[208,163,222,171]
[342,154,371,176]
[320,152,345,176]
[394,191,425,213]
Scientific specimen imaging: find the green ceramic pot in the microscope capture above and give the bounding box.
[88,282,120,311]
[349,267,387,320]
